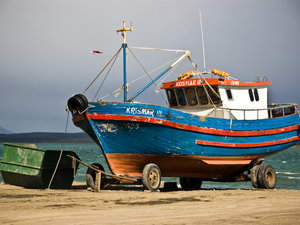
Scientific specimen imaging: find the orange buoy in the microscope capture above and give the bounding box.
[211,69,229,77]
[178,71,195,80]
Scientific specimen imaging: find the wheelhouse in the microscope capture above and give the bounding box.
[161,73,297,120]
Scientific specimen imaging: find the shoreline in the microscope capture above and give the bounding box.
[1,182,300,225]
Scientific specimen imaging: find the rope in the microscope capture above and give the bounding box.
[92,49,121,101]
[154,56,184,90]
[83,46,123,94]
[47,110,70,189]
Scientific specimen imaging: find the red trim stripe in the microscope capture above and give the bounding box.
[160,78,271,89]
[85,113,299,137]
[72,114,87,123]
[196,136,299,148]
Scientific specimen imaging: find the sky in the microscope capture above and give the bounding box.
[0,0,300,133]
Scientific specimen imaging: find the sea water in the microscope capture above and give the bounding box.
[0,143,299,190]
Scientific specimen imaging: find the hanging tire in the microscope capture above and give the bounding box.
[180,177,202,190]
[251,165,261,188]
[67,94,88,114]
[86,163,105,190]
[142,163,161,192]
[257,164,276,189]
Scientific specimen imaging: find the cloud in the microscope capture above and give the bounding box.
[0,0,299,132]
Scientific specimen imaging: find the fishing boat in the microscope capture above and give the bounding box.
[67,21,300,191]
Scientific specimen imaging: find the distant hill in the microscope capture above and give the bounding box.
[0,126,13,134]
[0,132,94,144]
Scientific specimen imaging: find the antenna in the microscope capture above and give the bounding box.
[199,10,207,73]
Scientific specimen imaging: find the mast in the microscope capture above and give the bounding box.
[116,21,133,102]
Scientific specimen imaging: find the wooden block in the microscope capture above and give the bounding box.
[95,172,101,192]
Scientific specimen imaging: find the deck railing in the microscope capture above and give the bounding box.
[209,104,298,120]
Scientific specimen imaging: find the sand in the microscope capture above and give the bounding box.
[0,182,300,225]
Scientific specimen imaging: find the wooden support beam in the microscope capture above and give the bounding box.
[67,155,139,189]
[95,172,101,192]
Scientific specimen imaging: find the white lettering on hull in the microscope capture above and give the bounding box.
[126,107,155,117]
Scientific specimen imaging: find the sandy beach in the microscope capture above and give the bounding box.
[0,182,300,225]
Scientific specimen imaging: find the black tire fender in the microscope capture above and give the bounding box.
[67,94,88,114]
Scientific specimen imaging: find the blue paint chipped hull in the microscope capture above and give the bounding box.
[72,102,300,178]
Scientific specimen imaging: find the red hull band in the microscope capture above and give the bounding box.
[84,113,299,137]
[196,136,300,148]
[105,153,263,178]
[72,114,87,123]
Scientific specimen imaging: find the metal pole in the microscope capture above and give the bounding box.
[116,21,132,102]
[199,9,207,72]
[122,43,127,102]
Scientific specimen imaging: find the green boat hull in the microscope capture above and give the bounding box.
[0,143,79,189]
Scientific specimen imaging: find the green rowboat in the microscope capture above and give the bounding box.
[0,143,79,189]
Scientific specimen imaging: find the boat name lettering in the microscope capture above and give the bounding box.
[126,107,154,117]
[175,80,197,87]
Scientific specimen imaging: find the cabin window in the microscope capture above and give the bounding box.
[196,86,209,105]
[248,89,254,102]
[249,88,259,102]
[185,87,198,105]
[166,89,178,107]
[226,89,233,100]
[176,89,187,106]
[207,86,221,104]
[254,88,259,101]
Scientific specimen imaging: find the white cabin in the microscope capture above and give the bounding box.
[161,77,272,120]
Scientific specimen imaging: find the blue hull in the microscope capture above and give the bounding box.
[72,102,300,177]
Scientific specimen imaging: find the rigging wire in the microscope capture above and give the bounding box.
[127,47,168,104]
[92,49,121,101]
[83,46,123,94]
[186,56,233,110]
[155,56,184,89]
[97,55,182,101]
